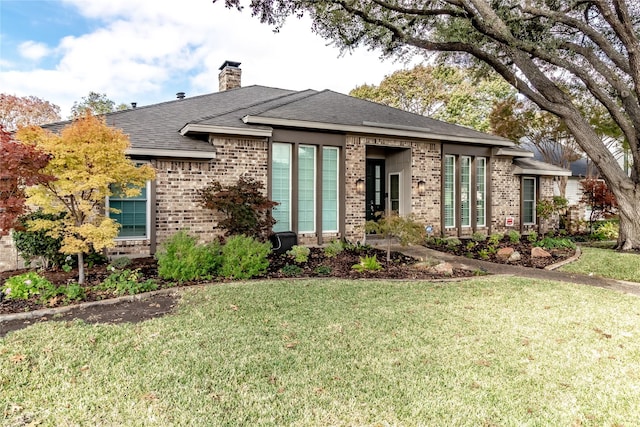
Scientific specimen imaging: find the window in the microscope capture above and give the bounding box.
[389,173,400,213]
[108,182,150,239]
[322,147,339,232]
[298,145,316,233]
[272,143,292,232]
[444,155,456,228]
[476,157,486,227]
[523,177,536,224]
[460,156,471,227]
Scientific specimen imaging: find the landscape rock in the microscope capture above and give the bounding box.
[531,247,552,258]
[508,251,521,262]
[496,247,515,260]
[430,262,453,275]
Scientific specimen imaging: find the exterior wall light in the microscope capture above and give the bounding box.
[418,180,426,195]
[356,178,365,193]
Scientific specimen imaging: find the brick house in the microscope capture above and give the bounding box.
[0,61,570,270]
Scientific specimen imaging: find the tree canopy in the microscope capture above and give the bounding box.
[15,114,156,283]
[219,0,640,249]
[0,94,61,131]
[350,64,515,132]
[70,92,128,118]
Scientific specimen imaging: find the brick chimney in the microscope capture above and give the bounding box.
[218,61,242,91]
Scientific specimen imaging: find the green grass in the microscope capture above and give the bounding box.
[2,278,640,426]
[560,246,640,282]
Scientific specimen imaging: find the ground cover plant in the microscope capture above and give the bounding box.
[2,277,639,425]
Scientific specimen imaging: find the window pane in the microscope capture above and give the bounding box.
[390,174,399,213]
[322,147,338,232]
[109,183,148,238]
[272,143,291,232]
[476,157,486,227]
[298,146,316,232]
[444,155,455,228]
[523,178,536,224]
[460,156,471,227]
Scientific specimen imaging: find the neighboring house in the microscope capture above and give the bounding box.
[0,61,570,271]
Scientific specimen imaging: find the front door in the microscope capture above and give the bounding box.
[366,159,385,220]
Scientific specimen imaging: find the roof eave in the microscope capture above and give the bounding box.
[513,166,572,176]
[242,115,514,147]
[180,123,273,137]
[127,148,216,159]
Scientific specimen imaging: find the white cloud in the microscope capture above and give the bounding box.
[18,41,51,61]
[2,0,418,118]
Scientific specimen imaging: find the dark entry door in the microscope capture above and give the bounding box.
[366,159,385,221]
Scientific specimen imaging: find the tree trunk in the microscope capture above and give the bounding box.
[77,252,85,285]
[616,198,640,250]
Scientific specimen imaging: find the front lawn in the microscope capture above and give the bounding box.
[2,277,639,426]
[560,246,640,282]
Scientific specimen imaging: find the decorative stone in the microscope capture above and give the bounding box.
[431,262,453,275]
[531,247,552,258]
[496,247,515,260]
[508,251,521,262]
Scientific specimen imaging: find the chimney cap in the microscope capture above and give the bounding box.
[131,102,137,109]
[176,92,185,99]
[219,60,241,70]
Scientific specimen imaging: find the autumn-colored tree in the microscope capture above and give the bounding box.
[15,114,156,283]
[0,94,61,131]
[70,91,128,118]
[219,0,640,250]
[350,64,515,133]
[198,176,277,241]
[0,125,53,235]
[580,178,618,229]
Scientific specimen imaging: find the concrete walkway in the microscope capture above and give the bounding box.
[392,244,640,297]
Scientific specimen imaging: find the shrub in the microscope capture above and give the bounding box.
[198,177,278,241]
[364,213,426,261]
[352,254,383,272]
[526,231,538,243]
[314,265,332,275]
[287,245,310,263]
[507,230,521,243]
[156,231,222,282]
[61,282,85,301]
[592,221,619,240]
[12,211,67,269]
[101,268,158,295]
[488,233,503,246]
[2,272,56,300]
[478,249,490,260]
[220,235,271,279]
[446,237,462,248]
[465,241,476,251]
[471,232,486,242]
[281,264,303,276]
[110,256,132,270]
[324,240,344,258]
[535,237,576,250]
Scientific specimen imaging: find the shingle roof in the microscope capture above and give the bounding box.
[45,85,513,154]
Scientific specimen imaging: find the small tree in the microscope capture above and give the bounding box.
[198,176,277,241]
[15,113,156,284]
[0,125,53,235]
[580,178,618,232]
[364,212,426,262]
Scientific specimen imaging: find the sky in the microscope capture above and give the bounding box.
[0,0,419,119]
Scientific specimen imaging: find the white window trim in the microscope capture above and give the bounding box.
[106,179,152,241]
[476,157,486,227]
[444,154,456,228]
[460,156,472,228]
[272,143,292,232]
[322,146,340,233]
[298,145,316,234]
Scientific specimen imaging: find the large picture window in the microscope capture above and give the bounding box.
[108,182,150,239]
[322,147,339,232]
[443,154,488,231]
[298,145,316,233]
[523,177,536,224]
[272,143,292,232]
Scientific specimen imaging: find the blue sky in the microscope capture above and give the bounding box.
[0,0,418,118]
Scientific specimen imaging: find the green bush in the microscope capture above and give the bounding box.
[2,272,56,300]
[352,254,383,272]
[110,256,132,270]
[156,231,222,282]
[12,211,67,269]
[61,282,85,301]
[465,241,476,251]
[287,245,310,263]
[324,240,344,258]
[101,268,158,295]
[526,231,538,243]
[478,249,490,260]
[446,237,462,248]
[535,237,576,250]
[488,233,503,246]
[314,265,332,275]
[592,221,619,240]
[220,235,271,279]
[507,230,521,243]
[281,264,303,276]
[471,232,486,242]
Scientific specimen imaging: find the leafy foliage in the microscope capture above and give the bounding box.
[471,232,486,242]
[198,176,277,241]
[156,231,222,282]
[0,126,53,235]
[0,93,61,131]
[69,91,126,118]
[281,264,303,276]
[488,233,503,246]
[2,272,56,301]
[364,212,426,261]
[12,211,67,269]
[592,221,619,241]
[581,178,618,228]
[220,235,271,279]
[15,113,155,283]
[535,237,576,250]
[352,254,383,272]
[101,268,158,296]
[323,240,345,258]
[287,245,310,263]
[507,230,521,244]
